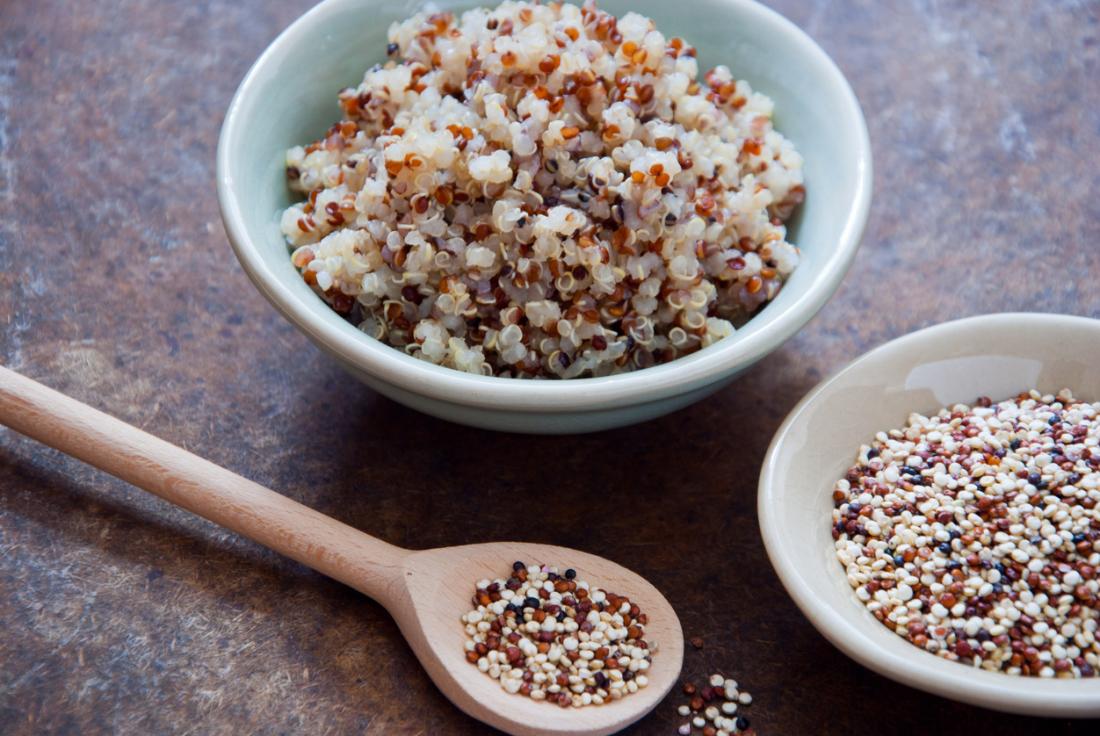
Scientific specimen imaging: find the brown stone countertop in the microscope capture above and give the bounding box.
[1,0,1099,733]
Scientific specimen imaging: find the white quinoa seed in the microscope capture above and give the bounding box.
[280,0,804,378]
[833,389,1100,678]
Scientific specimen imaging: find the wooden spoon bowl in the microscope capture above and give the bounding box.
[0,366,683,735]
[394,543,682,735]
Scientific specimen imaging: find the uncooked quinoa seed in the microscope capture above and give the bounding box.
[675,674,755,735]
[462,561,653,706]
[281,0,804,378]
[833,390,1100,677]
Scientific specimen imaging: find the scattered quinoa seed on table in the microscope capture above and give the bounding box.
[833,389,1100,677]
[675,673,756,735]
[462,562,653,707]
[280,0,804,378]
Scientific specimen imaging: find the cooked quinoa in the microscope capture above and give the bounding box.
[281,0,805,378]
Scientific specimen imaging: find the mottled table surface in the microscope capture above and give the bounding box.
[1,0,1099,733]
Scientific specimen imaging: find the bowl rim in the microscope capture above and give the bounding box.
[217,0,873,412]
[758,311,1100,717]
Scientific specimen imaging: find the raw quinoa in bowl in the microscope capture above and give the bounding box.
[279,0,805,379]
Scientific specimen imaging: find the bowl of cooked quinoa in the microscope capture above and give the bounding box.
[759,313,1100,717]
[218,0,871,433]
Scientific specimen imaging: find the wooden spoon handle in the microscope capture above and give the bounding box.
[0,365,408,603]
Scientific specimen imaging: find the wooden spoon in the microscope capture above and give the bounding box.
[0,365,683,735]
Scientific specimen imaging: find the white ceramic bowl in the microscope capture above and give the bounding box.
[759,312,1100,717]
[217,0,872,433]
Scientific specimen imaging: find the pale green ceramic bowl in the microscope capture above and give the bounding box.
[217,0,872,433]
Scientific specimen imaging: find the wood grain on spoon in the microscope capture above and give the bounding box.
[0,365,683,736]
